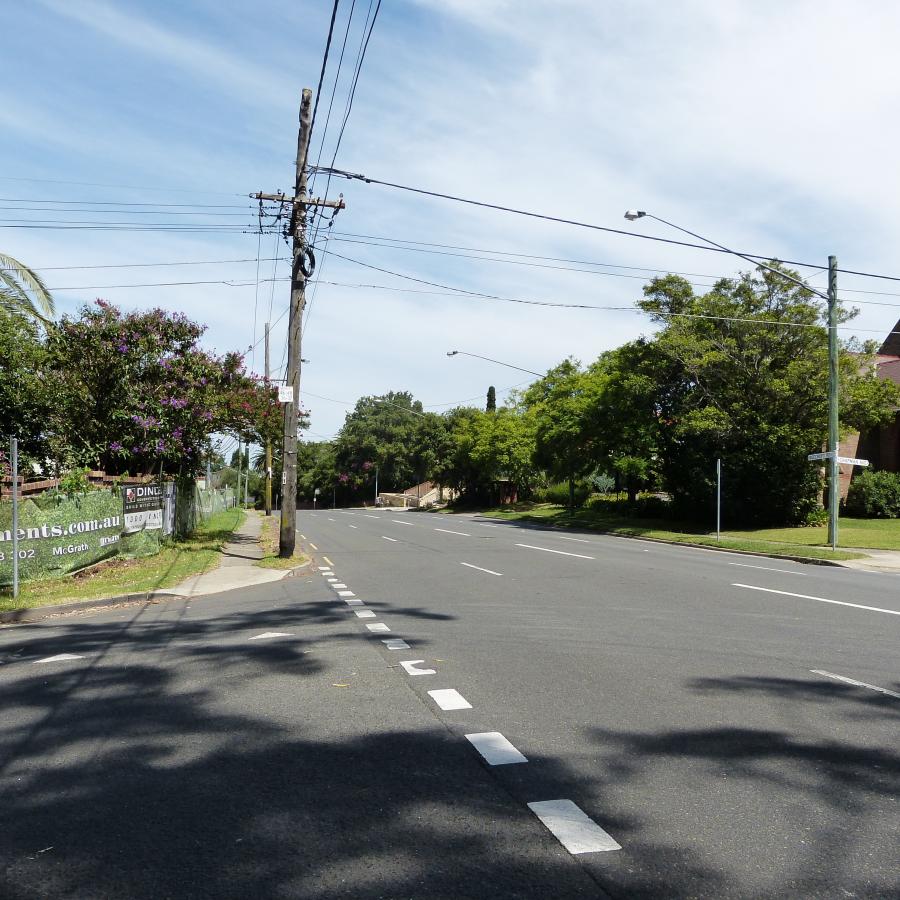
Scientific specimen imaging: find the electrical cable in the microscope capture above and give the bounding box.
[312,166,900,284]
[305,0,342,173]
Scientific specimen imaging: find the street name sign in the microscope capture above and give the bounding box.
[836,456,869,467]
[278,386,293,403]
[807,451,832,461]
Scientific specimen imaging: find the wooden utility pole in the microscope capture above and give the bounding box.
[254,88,345,557]
[264,321,273,516]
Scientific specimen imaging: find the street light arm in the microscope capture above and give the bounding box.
[637,213,829,302]
[446,349,544,378]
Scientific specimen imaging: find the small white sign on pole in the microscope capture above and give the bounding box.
[836,456,869,467]
[807,451,833,461]
[278,386,294,403]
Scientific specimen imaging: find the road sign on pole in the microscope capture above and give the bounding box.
[836,456,869,467]
[807,451,833,461]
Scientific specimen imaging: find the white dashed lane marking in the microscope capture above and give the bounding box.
[354,610,376,619]
[729,562,806,576]
[323,556,334,566]
[465,732,527,765]
[317,566,330,571]
[382,536,398,542]
[435,528,471,537]
[366,623,391,633]
[337,590,355,597]
[811,669,900,700]
[348,524,358,529]
[428,688,472,711]
[527,800,621,854]
[328,517,336,521]
[399,659,436,676]
[732,583,900,616]
[460,562,503,576]
[33,654,84,664]
[557,536,591,544]
[248,632,291,641]
[331,583,348,589]
[382,638,410,650]
[391,519,416,527]
[309,543,318,550]
[363,514,380,519]
[345,598,363,606]
[515,543,595,560]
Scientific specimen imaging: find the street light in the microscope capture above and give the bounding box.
[446,349,544,378]
[624,209,840,549]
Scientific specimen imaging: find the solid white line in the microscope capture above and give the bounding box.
[428,688,472,711]
[322,556,334,566]
[465,732,527,765]
[811,669,900,700]
[558,536,592,544]
[33,653,84,664]
[354,609,376,619]
[391,519,416,526]
[309,543,318,550]
[729,562,806,576]
[435,527,471,537]
[399,659,436,676]
[382,535,398,542]
[732,583,900,616]
[337,590,355,597]
[248,632,290,641]
[382,638,410,650]
[460,562,503,576]
[515,543,595,560]
[366,623,390,633]
[527,800,621,854]
[348,524,358,529]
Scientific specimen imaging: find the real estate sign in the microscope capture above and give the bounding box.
[122,484,164,533]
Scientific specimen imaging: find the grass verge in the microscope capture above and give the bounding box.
[255,514,310,570]
[0,507,245,611]
[458,503,869,561]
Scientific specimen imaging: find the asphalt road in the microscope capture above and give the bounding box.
[295,508,899,899]
[0,509,896,899]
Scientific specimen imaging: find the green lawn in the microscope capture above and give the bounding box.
[0,507,245,611]
[255,514,310,570]
[460,502,880,561]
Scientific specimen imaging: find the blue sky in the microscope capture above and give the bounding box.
[4,0,900,450]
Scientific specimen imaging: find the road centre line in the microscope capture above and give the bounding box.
[309,543,318,550]
[732,583,900,616]
[435,527,471,537]
[391,519,417,526]
[323,556,334,566]
[460,562,503,576]
[328,517,336,521]
[515,543,595,560]
[366,623,391,633]
[348,524,358,529]
[299,533,306,539]
[428,688,472,711]
[354,610,376,618]
[465,732,527,765]
[337,590,355,597]
[248,632,290,641]
[331,583,347,589]
[399,659,436,676]
[317,566,329,570]
[527,800,621,854]
[363,514,380,519]
[382,535,398,542]
[382,638,410,650]
[346,599,363,606]
[557,536,592,544]
[729,562,806,575]
[811,669,900,700]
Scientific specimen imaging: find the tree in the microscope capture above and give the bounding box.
[486,386,496,412]
[522,360,595,507]
[0,252,54,323]
[635,265,899,524]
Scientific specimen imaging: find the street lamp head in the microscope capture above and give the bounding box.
[624,210,647,221]
[446,350,458,357]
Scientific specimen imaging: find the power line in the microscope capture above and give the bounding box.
[2,257,289,272]
[0,175,243,195]
[0,198,251,209]
[305,0,342,172]
[312,166,900,284]
[318,247,900,338]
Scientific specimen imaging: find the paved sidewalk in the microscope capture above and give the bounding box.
[837,547,900,573]
[167,509,296,597]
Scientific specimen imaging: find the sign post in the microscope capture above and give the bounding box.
[11,437,18,599]
[716,458,722,542]
[807,450,869,551]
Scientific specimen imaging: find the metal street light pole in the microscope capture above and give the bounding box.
[624,210,840,547]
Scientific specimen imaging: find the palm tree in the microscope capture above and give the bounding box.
[0,253,54,323]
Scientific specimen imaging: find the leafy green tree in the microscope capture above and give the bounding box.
[635,265,898,524]
[486,386,496,412]
[0,252,54,323]
[522,360,594,507]
[0,314,53,470]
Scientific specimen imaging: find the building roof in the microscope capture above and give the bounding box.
[878,318,900,356]
[877,357,900,387]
